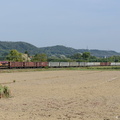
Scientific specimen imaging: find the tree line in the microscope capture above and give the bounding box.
[1,49,120,62]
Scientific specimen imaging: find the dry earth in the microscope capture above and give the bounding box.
[0,70,120,120]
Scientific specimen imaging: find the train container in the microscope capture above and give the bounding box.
[9,62,24,68]
[111,62,116,66]
[86,62,95,66]
[49,62,60,67]
[36,62,48,67]
[115,62,120,66]
[69,62,79,67]
[100,62,111,66]
[59,62,69,67]
[100,62,104,66]
[107,62,111,66]
[94,62,100,66]
[79,62,87,67]
[79,62,84,67]
[24,62,37,68]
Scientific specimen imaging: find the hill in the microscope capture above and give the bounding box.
[0,41,39,55]
[0,41,120,57]
[39,45,120,57]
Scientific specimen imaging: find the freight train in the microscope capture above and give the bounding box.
[0,61,120,68]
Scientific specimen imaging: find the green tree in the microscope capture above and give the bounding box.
[32,53,47,62]
[70,53,82,59]
[82,52,91,61]
[6,49,24,62]
[24,51,30,57]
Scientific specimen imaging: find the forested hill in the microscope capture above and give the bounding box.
[39,45,120,57]
[0,41,39,55]
[0,41,120,57]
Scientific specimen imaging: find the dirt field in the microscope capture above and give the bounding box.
[0,70,120,120]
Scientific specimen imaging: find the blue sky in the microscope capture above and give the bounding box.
[0,0,120,52]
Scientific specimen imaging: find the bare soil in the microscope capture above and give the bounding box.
[0,70,120,120]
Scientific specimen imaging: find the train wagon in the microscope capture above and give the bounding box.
[59,62,70,67]
[0,61,8,67]
[94,62,100,66]
[36,62,48,68]
[100,62,111,66]
[111,62,116,66]
[69,62,79,67]
[115,62,120,66]
[79,62,88,67]
[8,62,24,68]
[24,62,37,68]
[49,62,60,67]
[86,62,95,66]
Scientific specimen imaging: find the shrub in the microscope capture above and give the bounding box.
[13,80,16,83]
[0,85,11,98]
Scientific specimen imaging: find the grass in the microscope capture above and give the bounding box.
[85,66,120,70]
[0,66,120,73]
[13,80,16,83]
[0,85,11,98]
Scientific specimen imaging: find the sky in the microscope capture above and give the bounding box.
[0,0,120,52]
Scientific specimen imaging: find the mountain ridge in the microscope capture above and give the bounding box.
[0,41,120,57]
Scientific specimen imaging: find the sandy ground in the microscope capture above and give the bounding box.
[0,70,120,120]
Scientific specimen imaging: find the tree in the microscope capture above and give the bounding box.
[70,53,82,60]
[82,52,91,61]
[22,54,31,62]
[32,53,47,62]
[24,51,30,57]
[6,49,24,62]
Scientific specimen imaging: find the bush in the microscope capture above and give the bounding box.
[0,85,11,98]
